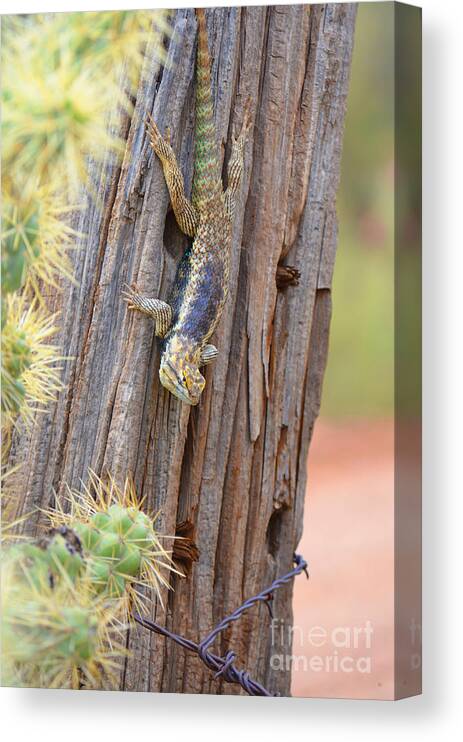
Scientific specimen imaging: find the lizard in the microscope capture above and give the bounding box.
[122,8,251,406]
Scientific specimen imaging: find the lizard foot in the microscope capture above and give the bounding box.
[146,113,172,160]
[200,344,218,366]
[122,284,173,338]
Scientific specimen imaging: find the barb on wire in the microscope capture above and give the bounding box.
[133,552,308,697]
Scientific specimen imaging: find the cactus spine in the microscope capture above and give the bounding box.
[1,473,176,689]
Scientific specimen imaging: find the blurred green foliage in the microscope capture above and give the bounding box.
[396,5,422,420]
[321,3,395,419]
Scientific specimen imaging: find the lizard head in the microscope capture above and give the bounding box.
[159,336,205,406]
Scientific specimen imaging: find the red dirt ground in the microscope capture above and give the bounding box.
[291,419,395,699]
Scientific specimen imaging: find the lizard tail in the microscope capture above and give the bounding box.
[192,8,221,210]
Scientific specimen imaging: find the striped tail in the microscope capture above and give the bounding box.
[192,8,221,210]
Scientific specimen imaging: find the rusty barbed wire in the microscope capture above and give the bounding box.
[133,553,309,696]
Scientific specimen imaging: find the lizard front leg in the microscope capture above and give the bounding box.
[122,285,172,338]
[200,344,218,366]
[147,114,198,238]
[224,104,252,220]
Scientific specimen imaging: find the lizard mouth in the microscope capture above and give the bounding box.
[159,361,200,406]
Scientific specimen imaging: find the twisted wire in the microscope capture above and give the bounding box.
[133,553,308,697]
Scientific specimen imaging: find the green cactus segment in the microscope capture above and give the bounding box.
[1,536,126,688]
[86,559,126,598]
[4,503,159,607]
[5,505,162,608]
[4,534,83,590]
[5,600,98,665]
[0,564,116,689]
[4,542,51,591]
[1,199,40,295]
[55,607,99,662]
[117,545,142,577]
[70,505,156,595]
[72,522,99,551]
[1,475,174,689]
[1,329,33,417]
[46,533,85,581]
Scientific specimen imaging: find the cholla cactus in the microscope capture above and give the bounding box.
[1,182,78,298]
[56,10,171,90]
[47,472,177,612]
[1,10,171,450]
[1,555,127,689]
[2,10,171,197]
[1,294,63,434]
[1,473,176,688]
[1,56,122,199]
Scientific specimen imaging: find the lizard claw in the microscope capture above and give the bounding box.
[146,114,172,158]
[146,113,160,142]
[122,283,141,311]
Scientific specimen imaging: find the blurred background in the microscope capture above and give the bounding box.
[292,3,396,699]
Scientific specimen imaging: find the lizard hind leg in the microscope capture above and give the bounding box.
[122,285,172,338]
[146,114,199,239]
[224,101,253,219]
[200,344,218,366]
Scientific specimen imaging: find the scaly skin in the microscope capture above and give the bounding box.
[123,8,250,405]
